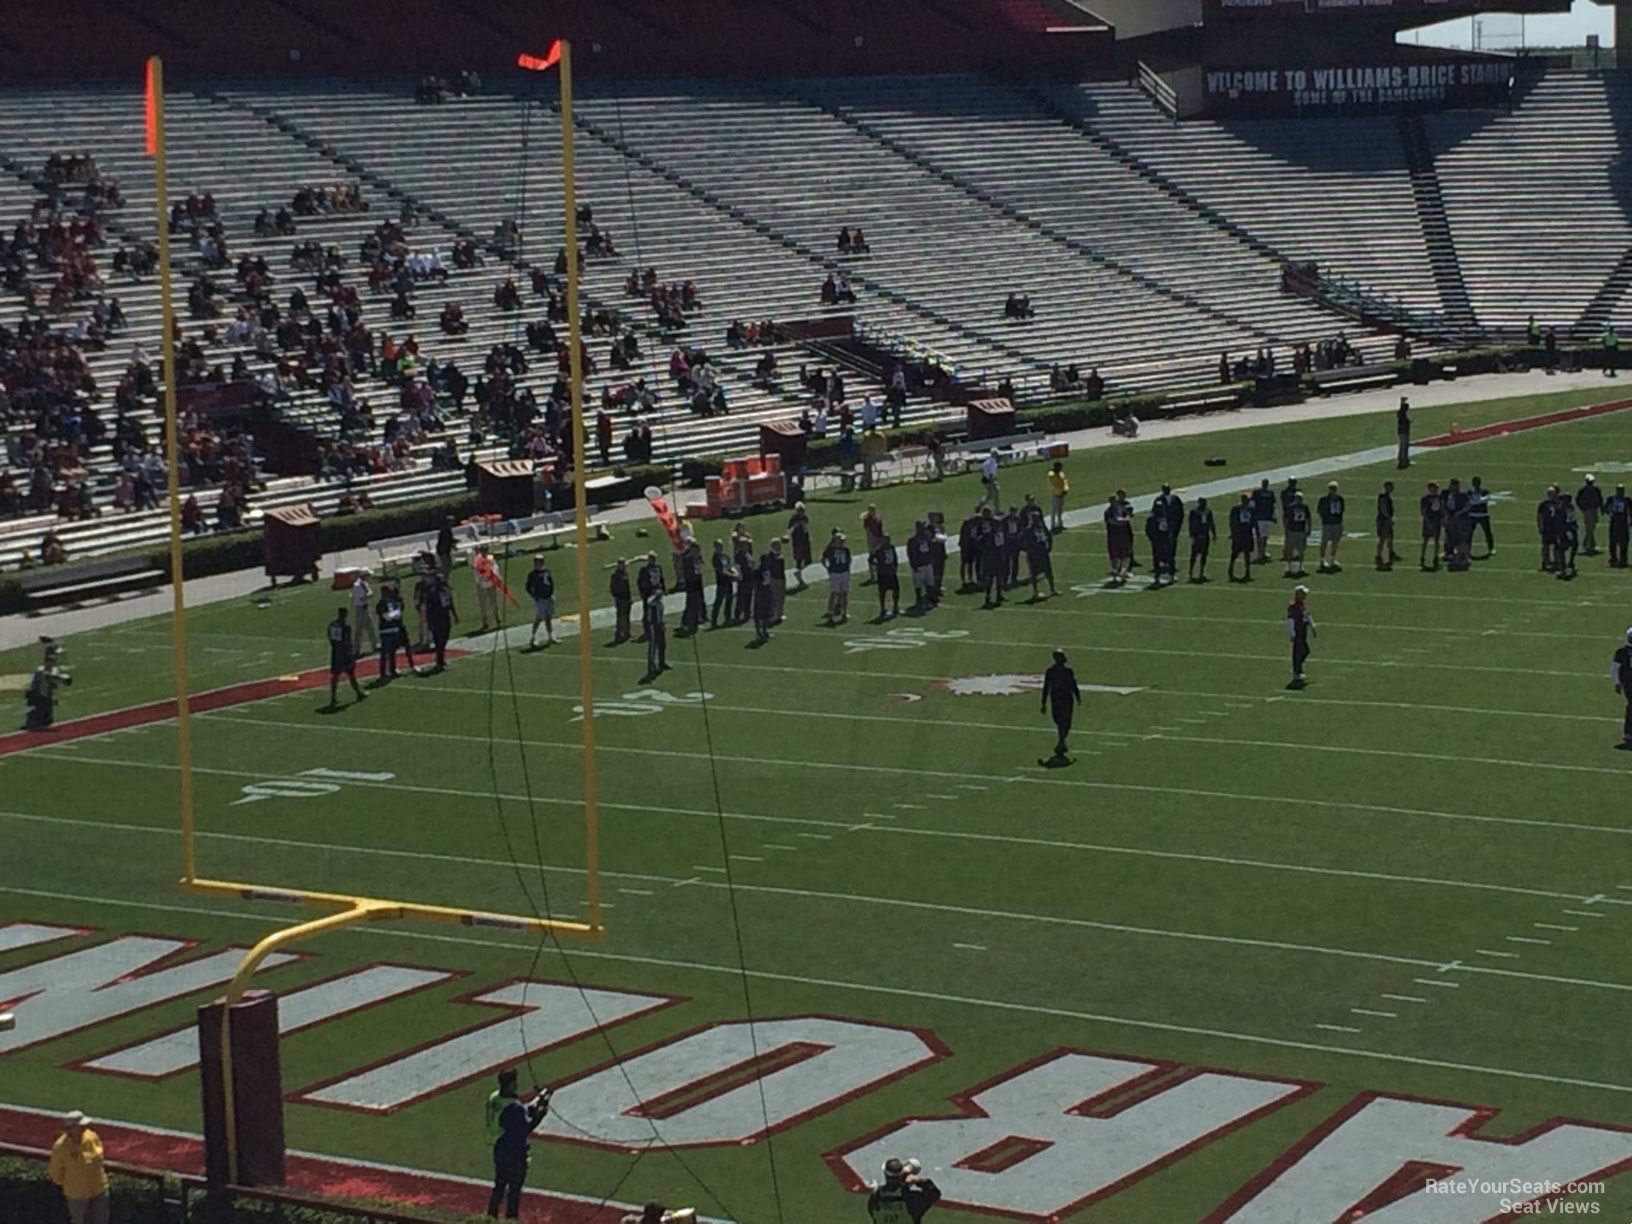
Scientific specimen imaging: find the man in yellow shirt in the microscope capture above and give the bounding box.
[49,1110,108,1224]
[1045,460,1069,532]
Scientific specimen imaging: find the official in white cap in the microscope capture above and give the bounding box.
[1287,585,1316,689]
[49,1109,108,1224]
[979,448,1002,512]
[1612,628,1632,749]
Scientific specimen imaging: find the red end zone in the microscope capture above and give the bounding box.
[0,1102,718,1223]
[1418,397,1632,447]
[0,651,468,759]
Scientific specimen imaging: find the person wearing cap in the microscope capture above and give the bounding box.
[1316,481,1345,572]
[350,566,379,655]
[1287,585,1316,688]
[1419,481,1444,571]
[24,639,70,730]
[484,1069,553,1219]
[978,448,1001,512]
[1040,649,1082,764]
[1374,480,1397,571]
[1578,474,1605,555]
[868,1156,942,1223]
[1607,482,1630,568]
[1613,629,1632,749]
[822,529,853,625]
[1468,475,1495,558]
[609,558,634,643]
[1395,395,1411,469]
[49,1109,108,1224]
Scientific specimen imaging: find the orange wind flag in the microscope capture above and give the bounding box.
[644,488,686,553]
[517,41,563,73]
[472,551,520,606]
[144,58,159,156]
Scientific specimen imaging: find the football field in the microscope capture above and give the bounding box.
[4,385,1632,1221]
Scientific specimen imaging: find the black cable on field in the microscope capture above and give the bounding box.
[468,86,744,1224]
[683,631,789,1224]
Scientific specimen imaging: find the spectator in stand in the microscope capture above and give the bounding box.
[1004,292,1034,321]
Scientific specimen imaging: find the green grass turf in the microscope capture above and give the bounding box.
[3,383,1632,1219]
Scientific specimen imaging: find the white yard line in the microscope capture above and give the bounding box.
[1475,949,1521,959]
[1506,936,1551,945]
[1563,910,1606,919]
[1534,922,1579,932]
[11,880,1632,1096]
[1351,1008,1398,1019]
[1381,994,1429,1005]
[1413,978,1460,989]
[952,943,988,952]
[1316,1024,1363,1035]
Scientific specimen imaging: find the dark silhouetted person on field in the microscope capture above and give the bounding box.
[484,1068,552,1219]
[1040,649,1082,765]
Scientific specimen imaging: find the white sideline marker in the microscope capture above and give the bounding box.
[927,793,959,800]
[691,865,728,875]
[1563,910,1605,919]
[796,833,833,841]
[952,943,987,952]
[1534,922,1578,932]
[1351,1008,1397,1019]
[956,784,988,791]
[617,888,654,897]
[1381,994,1428,1005]
[763,844,798,852]
[729,855,764,863]
[1413,978,1459,989]
[1506,936,1551,946]
[892,803,926,810]
[1476,948,1520,959]
[1315,1023,1363,1035]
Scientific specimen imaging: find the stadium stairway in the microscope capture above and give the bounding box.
[1425,72,1632,338]
[1038,80,1449,333]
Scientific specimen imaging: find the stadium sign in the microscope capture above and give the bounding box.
[6,921,1632,1217]
[1203,60,1512,117]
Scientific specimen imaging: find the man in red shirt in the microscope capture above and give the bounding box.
[1287,585,1315,689]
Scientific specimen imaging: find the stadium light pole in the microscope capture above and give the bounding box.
[146,56,198,886]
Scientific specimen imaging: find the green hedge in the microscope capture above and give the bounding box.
[0,464,671,616]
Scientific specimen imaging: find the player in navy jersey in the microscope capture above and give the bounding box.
[1419,481,1443,571]
[1227,492,1256,583]
[1251,478,1278,565]
[326,606,366,708]
[1282,491,1311,579]
[822,530,853,625]
[1145,496,1175,587]
[981,509,1009,607]
[1026,514,1057,599]
[1286,586,1315,689]
[1188,497,1216,583]
[1557,493,1580,579]
[1468,476,1495,558]
[1613,628,1632,749]
[874,534,902,621]
[1608,483,1630,568]
[1537,486,1561,572]
[1375,480,1398,571]
[1316,482,1345,573]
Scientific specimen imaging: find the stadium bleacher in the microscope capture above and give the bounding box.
[2,63,1626,569]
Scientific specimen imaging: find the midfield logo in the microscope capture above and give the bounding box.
[5,921,1630,1219]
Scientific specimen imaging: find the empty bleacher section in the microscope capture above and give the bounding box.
[1425,73,1632,337]
[1045,81,1449,327]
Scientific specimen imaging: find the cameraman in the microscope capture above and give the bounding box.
[24,640,70,731]
[483,1068,552,1219]
[869,1157,941,1223]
